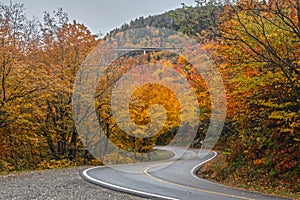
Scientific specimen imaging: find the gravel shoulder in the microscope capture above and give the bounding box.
[0,167,147,200]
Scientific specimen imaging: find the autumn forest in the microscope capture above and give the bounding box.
[0,0,299,198]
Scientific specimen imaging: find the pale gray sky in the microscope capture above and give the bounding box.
[2,0,197,35]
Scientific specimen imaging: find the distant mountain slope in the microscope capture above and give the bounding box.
[105,5,219,38]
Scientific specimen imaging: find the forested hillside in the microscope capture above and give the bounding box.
[108,2,299,195]
[0,0,299,198]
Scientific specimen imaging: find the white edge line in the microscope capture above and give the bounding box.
[190,151,246,187]
[190,152,288,199]
[191,151,240,188]
[82,167,179,200]
[190,151,254,189]
[190,151,236,188]
[143,152,254,200]
[190,151,218,181]
[191,151,249,188]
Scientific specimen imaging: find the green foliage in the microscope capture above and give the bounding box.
[107,0,221,42]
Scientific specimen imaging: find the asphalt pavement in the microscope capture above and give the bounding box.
[81,146,291,200]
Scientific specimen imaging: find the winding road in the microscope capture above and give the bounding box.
[81,147,290,200]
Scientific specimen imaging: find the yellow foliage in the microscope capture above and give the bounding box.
[254,158,265,166]
[37,159,74,170]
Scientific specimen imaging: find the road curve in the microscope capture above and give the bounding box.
[81,146,290,200]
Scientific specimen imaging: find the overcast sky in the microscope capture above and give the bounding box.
[2,0,197,35]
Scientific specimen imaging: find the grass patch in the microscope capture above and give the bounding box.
[151,149,175,161]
